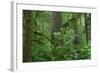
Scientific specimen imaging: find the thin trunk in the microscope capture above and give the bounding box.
[84,13,89,44]
[23,10,33,62]
[72,14,80,59]
[72,14,78,48]
[88,13,91,41]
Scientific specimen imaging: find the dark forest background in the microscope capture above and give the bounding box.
[23,10,91,62]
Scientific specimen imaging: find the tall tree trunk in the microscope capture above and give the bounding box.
[84,13,89,44]
[51,12,63,48]
[72,14,80,59]
[72,14,78,48]
[88,13,91,41]
[23,10,33,62]
[84,13,91,44]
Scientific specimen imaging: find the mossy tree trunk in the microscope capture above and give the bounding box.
[72,14,78,48]
[72,14,80,59]
[84,13,91,44]
[84,13,88,44]
[23,10,33,62]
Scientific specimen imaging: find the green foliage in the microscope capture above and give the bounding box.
[23,10,91,62]
[79,43,91,59]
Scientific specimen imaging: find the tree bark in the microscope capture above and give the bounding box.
[88,13,91,41]
[72,14,81,59]
[84,13,91,44]
[72,14,78,48]
[84,13,89,44]
[51,12,63,32]
[23,10,33,62]
[51,12,63,48]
